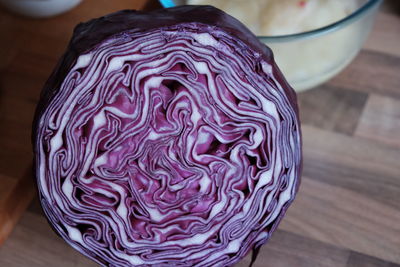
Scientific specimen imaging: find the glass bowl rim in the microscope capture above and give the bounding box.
[159,0,383,42]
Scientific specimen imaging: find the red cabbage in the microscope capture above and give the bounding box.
[33,6,302,267]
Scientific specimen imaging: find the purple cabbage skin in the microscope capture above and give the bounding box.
[32,6,302,267]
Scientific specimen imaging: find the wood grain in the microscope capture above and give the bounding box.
[364,12,400,57]
[330,50,400,99]
[0,168,35,245]
[298,85,368,135]
[301,125,400,210]
[355,94,400,148]
[347,252,400,267]
[280,176,400,264]
[379,0,400,16]
[238,230,351,267]
[0,0,399,266]
[0,212,97,267]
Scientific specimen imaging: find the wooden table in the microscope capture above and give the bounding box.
[0,0,399,266]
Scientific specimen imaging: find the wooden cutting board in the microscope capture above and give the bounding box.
[0,168,35,245]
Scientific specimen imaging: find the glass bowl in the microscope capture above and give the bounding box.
[0,0,82,18]
[158,0,382,91]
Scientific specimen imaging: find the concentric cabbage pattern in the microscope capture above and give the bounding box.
[36,24,301,266]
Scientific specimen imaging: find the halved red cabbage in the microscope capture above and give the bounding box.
[33,6,302,267]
